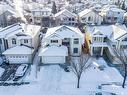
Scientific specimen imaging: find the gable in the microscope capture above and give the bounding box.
[55,10,76,18]
[49,33,62,39]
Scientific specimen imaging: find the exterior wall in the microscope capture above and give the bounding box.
[41,56,65,64]
[80,12,103,25]
[55,15,77,26]
[70,38,82,56]
[32,31,40,50]
[7,36,20,48]
[20,39,32,46]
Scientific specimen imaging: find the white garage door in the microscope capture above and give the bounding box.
[8,56,29,64]
[42,56,65,64]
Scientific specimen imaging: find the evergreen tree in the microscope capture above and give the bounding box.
[122,0,126,10]
[51,1,57,14]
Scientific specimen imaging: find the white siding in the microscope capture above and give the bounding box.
[42,56,65,64]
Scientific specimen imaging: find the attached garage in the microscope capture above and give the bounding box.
[3,46,34,64]
[39,45,68,64]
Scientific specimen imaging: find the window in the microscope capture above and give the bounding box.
[12,38,16,44]
[73,48,78,53]
[120,45,127,49]
[108,17,111,19]
[51,40,58,43]
[114,17,117,20]
[93,37,103,42]
[82,18,86,21]
[74,38,79,44]
[95,92,102,95]
[88,17,91,21]
[24,39,28,43]
[69,18,71,21]
[72,18,75,21]
[122,38,127,41]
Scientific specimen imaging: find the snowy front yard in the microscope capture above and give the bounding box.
[0,57,127,95]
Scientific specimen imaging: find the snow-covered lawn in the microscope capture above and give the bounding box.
[0,57,127,95]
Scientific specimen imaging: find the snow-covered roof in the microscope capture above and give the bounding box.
[55,9,77,18]
[20,24,41,38]
[0,23,41,39]
[44,25,84,40]
[39,45,68,56]
[112,24,127,40]
[3,45,34,55]
[0,24,22,38]
[0,2,17,16]
[101,5,125,13]
[78,9,93,17]
[87,24,127,41]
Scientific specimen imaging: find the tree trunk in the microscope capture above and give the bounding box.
[77,77,80,88]
[122,64,127,88]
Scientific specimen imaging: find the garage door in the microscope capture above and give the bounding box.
[42,56,65,64]
[8,56,29,64]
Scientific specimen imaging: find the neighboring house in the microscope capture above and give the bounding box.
[39,25,84,64]
[78,9,103,25]
[90,3,102,12]
[62,2,86,13]
[0,23,41,64]
[100,5,125,24]
[54,9,77,26]
[31,7,52,27]
[0,2,18,27]
[87,0,112,5]
[86,24,127,61]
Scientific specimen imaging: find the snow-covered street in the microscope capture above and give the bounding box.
[0,57,127,95]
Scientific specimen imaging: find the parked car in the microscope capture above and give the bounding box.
[15,64,28,77]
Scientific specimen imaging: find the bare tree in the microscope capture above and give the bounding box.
[110,43,127,88]
[70,54,90,88]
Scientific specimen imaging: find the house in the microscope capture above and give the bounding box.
[31,7,52,27]
[100,5,125,24]
[0,2,19,27]
[86,24,127,62]
[54,9,77,26]
[0,23,41,64]
[78,9,103,25]
[90,3,102,12]
[62,2,86,13]
[39,25,84,64]
[87,0,112,5]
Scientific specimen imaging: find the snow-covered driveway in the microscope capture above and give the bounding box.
[0,58,127,95]
[39,66,62,93]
